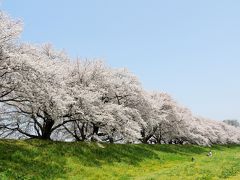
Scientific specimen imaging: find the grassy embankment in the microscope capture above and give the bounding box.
[0,139,240,179]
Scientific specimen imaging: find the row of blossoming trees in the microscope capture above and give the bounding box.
[0,11,239,146]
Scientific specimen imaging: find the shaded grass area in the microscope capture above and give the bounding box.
[0,140,240,179]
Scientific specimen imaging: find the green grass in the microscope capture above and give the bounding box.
[0,140,240,179]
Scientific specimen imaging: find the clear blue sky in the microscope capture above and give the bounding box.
[2,0,240,121]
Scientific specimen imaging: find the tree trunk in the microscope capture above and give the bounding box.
[41,119,54,140]
[109,136,114,144]
[92,124,99,135]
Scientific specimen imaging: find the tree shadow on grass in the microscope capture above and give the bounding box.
[23,140,212,168]
[0,139,67,179]
[212,144,240,150]
[36,141,161,167]
[145,144,209,156]
[26,141,210,168]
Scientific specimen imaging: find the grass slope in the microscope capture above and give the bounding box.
[0,140,240,179]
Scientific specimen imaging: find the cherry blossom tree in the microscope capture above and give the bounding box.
[0,11,23,102]
[0,44,74,140]
[61,60,145,143]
